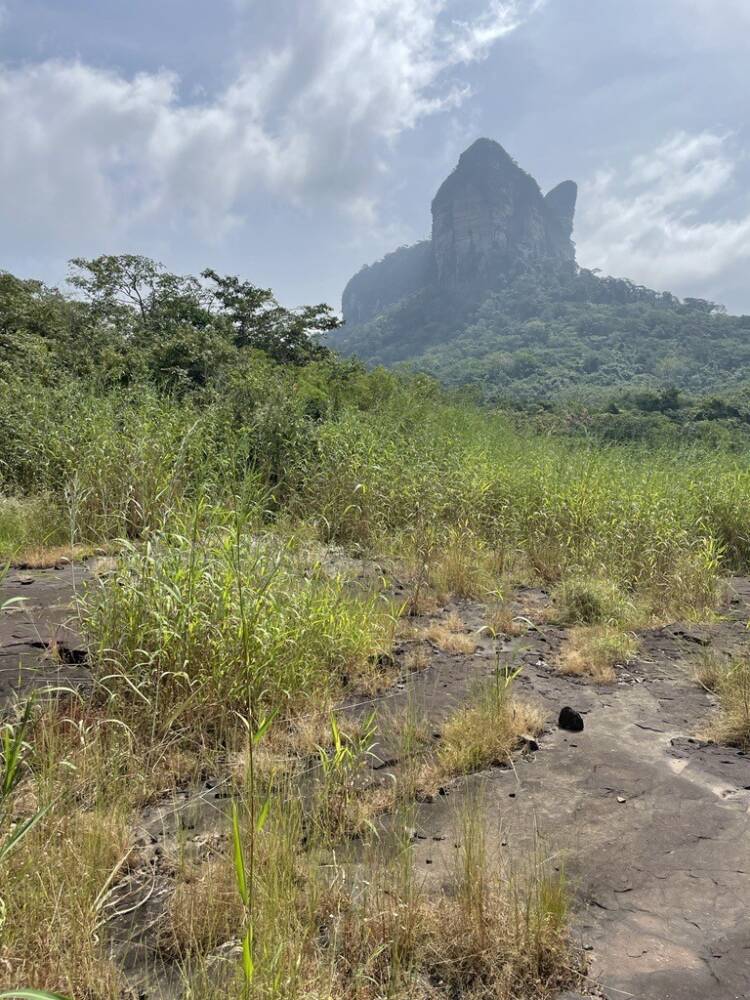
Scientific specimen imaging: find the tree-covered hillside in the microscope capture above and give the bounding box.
[330,261,750,404]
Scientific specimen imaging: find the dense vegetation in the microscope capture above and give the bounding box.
[331,260,750,419]
[1,256,750,997]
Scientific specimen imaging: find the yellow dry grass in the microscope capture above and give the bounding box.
[559,626,639,683]
[423,612,477,655]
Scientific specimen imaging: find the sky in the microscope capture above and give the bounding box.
[1,0,750,313]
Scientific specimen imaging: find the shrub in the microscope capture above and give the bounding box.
[81,505,395,740]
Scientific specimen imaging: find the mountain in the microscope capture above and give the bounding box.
[330,139,750,405]
[341,138,577,325]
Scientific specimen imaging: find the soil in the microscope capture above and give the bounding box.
[2,565,749,999]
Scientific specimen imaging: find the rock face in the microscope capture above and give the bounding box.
[341,241,434,326]
[342,138,576,324]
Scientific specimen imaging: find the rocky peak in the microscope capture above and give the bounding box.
[544,180,578,243]
[431,138,576,284]
[341,138,577,325]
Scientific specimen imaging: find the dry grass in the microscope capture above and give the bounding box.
[12,543,99,569]
[403,643,431,673]
[0,675,573,1000]
[422,668,544,789]
[486,602,531,637]
[425,795,580,998]
[697,655,750,748]
[0,807,131,996]
[559,626,640,683]
[423,612,477,655]
[160,857,243,960]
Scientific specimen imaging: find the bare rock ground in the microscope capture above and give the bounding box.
[1,566,749,999]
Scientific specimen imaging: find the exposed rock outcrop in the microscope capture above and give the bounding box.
[341,241,433,327]
[342,138,576,324]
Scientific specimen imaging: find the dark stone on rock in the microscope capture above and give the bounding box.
[369,651,395,670]
[558,706,584,732]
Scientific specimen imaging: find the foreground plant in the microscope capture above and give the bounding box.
[81,505,395,741]
[0,699,54,869]
[698,656,750,748]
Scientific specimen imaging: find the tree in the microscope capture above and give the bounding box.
[202,269,339,364]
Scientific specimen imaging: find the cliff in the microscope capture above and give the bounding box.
[341,138,577,325]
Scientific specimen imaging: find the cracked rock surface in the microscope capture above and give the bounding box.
[377,582,750,1000]
[2,567,749,999]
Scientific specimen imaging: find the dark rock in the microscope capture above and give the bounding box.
[431,139,576,285]
[558,706,584,732]
[341,137,577,325]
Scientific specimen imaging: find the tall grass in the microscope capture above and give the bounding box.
[1,371,748,621]
[81,504,396,740]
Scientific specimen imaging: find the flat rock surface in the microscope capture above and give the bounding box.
[0,562,92,705]
[379,584,750,1000]
[2,566,750,999]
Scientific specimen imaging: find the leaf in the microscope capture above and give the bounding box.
[252,709,277,746]
[231,799,249,906]
[0,803,52,863]
[241,927,254,984]
[0,991,70,1000]
[256,796,271,833]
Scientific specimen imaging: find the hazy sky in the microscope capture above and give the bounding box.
[1,0,750,312]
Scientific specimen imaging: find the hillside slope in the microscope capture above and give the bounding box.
[331,140,750,403]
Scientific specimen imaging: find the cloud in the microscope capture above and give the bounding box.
[677,0,750,30]
[0,0,542,255]
[576,131,750,297]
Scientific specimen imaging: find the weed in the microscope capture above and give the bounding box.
[81,511,394,741]
[423,612,477,655]
[697,656,750,748]
[428,661,544,783]
[560,626,640,683]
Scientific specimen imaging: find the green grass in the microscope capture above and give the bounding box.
[81,504,396,741]
[1,356,748,998]
[0,369,747,624]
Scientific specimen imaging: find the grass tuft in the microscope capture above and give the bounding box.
[559,626,640,683]
[428,665,544,784]
[697,656,750,748]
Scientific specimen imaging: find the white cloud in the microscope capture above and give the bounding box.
[576,131,750,296]
[677,0,750,29]
[0,0,542,253]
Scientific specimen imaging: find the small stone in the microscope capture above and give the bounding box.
[617,796,626,804]
[520,734,539,752]
[558,706,584,732]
